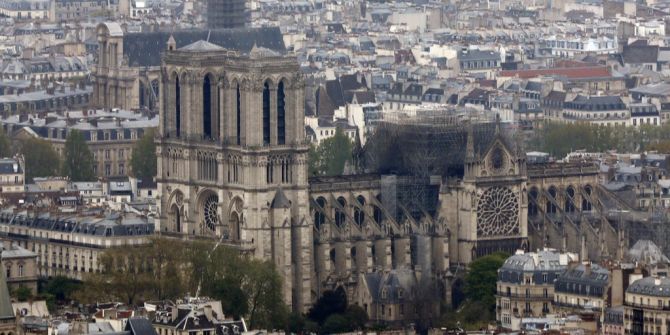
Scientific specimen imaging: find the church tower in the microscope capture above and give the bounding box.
[156,41,313,312]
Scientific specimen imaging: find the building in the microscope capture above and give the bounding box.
[151,298,246,335]
[554,262,610,313]
[0,211,154,280]
[457,49,501,76]
[49,0,118,22]
[496,249,579,330]
[206,0,247,29]
[1,109,157,178]
[1,241,38,294]
[0,0,49,19]
[562,95,630,126]
[0,245,16,335]
[0,156,24,194]
[624,277,670,335]
[93,22,282,112]
[156,39,312,311]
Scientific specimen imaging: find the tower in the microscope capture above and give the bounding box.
[206,0,248,29]
[156,41,312,312]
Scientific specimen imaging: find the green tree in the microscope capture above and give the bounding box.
[0,127,10,157]
[131,128,157,180]
[13,286,33,302]
[62,130,95,181]
[42,276,81,303]
[321,314,352,334]
[309,128,353,176]
[18,137,61,182]
[464,252,508,312]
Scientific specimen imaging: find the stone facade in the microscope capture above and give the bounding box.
[156,40,312,312]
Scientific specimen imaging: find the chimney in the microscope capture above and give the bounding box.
[89,119,98,127]
[171,306,178,322]
[203,305,213,321]
[21,47,34,60]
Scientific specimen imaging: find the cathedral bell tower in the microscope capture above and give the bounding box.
[156,41,313,312]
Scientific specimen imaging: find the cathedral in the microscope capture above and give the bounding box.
[93,22,629,319]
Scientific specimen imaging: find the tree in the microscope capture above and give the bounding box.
[0,127,10,157]
[321,314,352,334]
[464,252,508,312]
[13,286,33,302]
[307,288,348,325]
[17,137,61,182]
[308,129,353,176]
[62,130,95,181]
[131,128,157,180]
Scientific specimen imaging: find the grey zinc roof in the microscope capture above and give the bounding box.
[122,27,286,67]
[179,40,225,52]
[627,277,670,297]
[126,317,157,335]
[0,158,21,174]
[628,240,670,265]
[0,251,14,319]
[271,188,291,209]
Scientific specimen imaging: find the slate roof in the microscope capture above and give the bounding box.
[0,251,14,320]
[498,250,576,285]
[0,158,21,174]
[126,317,157,335]
[628,240,670,265]
[622,45,659,64]
[0,212,154,237]
[499,66,611,79]
[122,27,286,67]
[179,40,225,52]
[458,49,500,61]
[566,95,626,111]
[271,188,291,209]
[627,277,670,297]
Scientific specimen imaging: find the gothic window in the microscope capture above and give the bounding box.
[203,75,213,139]
[489,146,507,174]
[476,187,520,237]
[277,80,286,144]
[203,194,219,232]
[582,185,592,211]
[139,80,145,108]
[228,212,240,241]
[175,75,181,137]
[335,196,346,227]
[266,161,273,184]
[236,83,241,145]
[528,187,538,216]
[262,81,270,145]
[565,186,576,213]
[314,197,326,229]
[547,187,557,214]
[354,195,366,225]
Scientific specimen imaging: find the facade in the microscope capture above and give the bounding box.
[0,86,92,114]
[0,156,24,194]
[554,262,610,313]
[1,241,38,294]
[0,211,154,280]
[496,249,579,330]
[457,49,501,74]
[206,0,247,29]
[541,36,618,57]
[152,298,246,335]
[624,277,670,335]
[93,22,283,112]
[1,109,157,178]
[562,95,630,126]
[156,40,312,311]
[50,0,117,22]
[0,0,48,19]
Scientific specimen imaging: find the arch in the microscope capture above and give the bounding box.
[198,190,219,233]
[235,81,241,145]
[277,79,286,144]
[547,186,557,214]
[228,197,244,241]
[372,205,382,225]
[262,80,271,145]
[528,187,539,216]
[350,246,357,271]
[582,185,593,211]
[314,196,327,230]
[138,79,146,108]
[335,196,347,227]
[174,73,181,137]
[170,204,181,233]
[565,186,576,213]
[203,73,214,139]
[354,195,366,226]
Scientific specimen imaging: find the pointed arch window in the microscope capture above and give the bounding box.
[175,75,181,137]
[262,81,270,145]
[277,81,286,144]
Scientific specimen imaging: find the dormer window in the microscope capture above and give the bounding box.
[381,288,388,299]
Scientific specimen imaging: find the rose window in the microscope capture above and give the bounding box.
[477,187,519,237]
[203,194,219,231]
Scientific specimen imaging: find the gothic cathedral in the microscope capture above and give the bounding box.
[156,40,313,312]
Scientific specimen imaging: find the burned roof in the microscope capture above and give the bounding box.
[122,27,286,67]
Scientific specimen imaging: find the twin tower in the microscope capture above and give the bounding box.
[156,39,313,311]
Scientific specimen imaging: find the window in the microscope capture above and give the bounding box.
[118,149,124,158]
[105,164,111,176]
[5,267,9,278]
[18,265,23,276]
[105,150,110,159]
[119,163,125,175]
